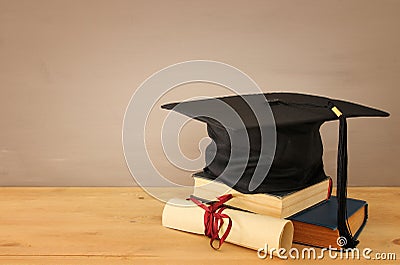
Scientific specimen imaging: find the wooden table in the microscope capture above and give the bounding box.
[0,187,399,264]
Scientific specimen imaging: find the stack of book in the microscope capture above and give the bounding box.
[160,93,387,254]
[163,172,368,250]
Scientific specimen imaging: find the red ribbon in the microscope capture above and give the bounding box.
[189,194,233,250]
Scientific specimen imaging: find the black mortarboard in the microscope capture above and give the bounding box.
[161,92,389,248]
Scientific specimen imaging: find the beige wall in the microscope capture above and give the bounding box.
[0,0,399,186]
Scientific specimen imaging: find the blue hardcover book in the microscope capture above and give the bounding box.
[287,196,368,248]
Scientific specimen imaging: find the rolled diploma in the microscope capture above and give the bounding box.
[162,198,293,255]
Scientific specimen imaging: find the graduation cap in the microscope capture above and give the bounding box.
[161,92,389,248]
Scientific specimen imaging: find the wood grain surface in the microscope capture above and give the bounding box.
[0,187,399,264]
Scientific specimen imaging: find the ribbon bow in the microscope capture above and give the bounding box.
[189,194,233,250]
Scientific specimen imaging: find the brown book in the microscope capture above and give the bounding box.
[287,197,368,249]
[193,175,331,218]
